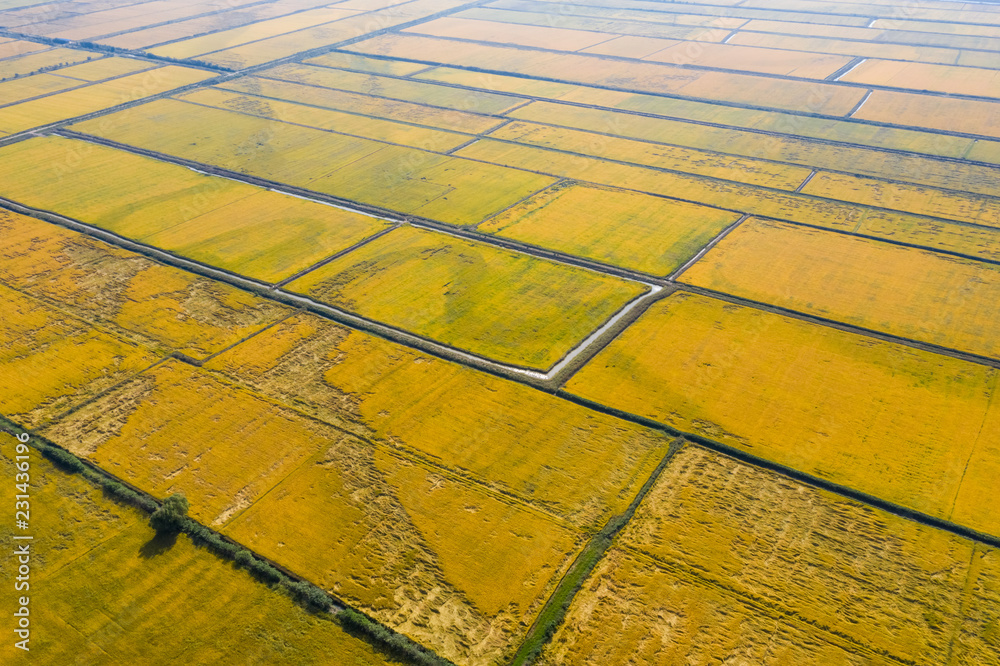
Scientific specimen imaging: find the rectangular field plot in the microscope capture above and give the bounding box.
[854,90,1000,140]
[479,182,740,275]
[642,41,853,78]
[345,34,867,115]
[0,136,391,283]
[0,65,214,136]
[71,98,555,226]
[682,219,1000,359]
[204,315,675,530]
[841,59,1000,99]
[217,75,506,134]
[285,225,647,369]
[564,292,1000,536]
[0,282,156,428]
[0,447,393,666]
[801,171,1000,228]
[0,47,94,79]
[405,16,615,51]
[177,87,471,152]
[0,211,289,358]
[538,445,996,665]
[488,121,813,190]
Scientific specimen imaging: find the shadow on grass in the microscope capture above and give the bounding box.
[139,531,178,559]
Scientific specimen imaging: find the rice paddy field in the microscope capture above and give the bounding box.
[3,0,1000,663]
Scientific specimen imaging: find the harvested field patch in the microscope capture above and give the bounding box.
[479,181,739,275]
[284,225,646,368]
[681,219,1000,358]
[565,292,1000,535]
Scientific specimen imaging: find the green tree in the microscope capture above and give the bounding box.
[149,493,189,533]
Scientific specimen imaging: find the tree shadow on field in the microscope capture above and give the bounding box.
[139,531,178,559]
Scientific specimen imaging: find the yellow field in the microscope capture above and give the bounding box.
[0,443,393,665]
[479,182,739,275]
[488,120,812,190]
[456,139,1000,262]
[0,39,46,59]
[682,219,1000,358]
[303,50,431,76]
[0,48,94,79]
[729,30,968,65]
[406,16,614,51]
[801,171,1000,228]
[72,98,554,226]
[54,56,157,81]
[205,315,675,529]
[412,65,982,161]
[0,211,289,358]
[644,41,853,78]
[0,283,156,428]
[565,292,1000,534]
[0,136,391,283]
[177,86,472,152]
[218,76,506,133]
[950,391,1000,538]
[854,90,1000,139]
[263,62,527,115]
[507,100,1000,197]
[842,59,1000,99]
[539,445,995,665]
[346,34,867,114]
[582,35,682,59]
[0,65,214,135]
[285,225,645,368]
[149,6,359,59]
[0,73,86,105]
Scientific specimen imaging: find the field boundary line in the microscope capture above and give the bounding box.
[668,214,750,282]
[272,223,402,289]
[946,371,1000,521]
[508,437,687,665]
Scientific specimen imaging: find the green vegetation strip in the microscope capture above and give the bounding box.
[509,437,686,666]
[0,413,452,666]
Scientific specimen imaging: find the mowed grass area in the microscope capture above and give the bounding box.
[0,136,392,283]
[0,282,156,428]
[285,225,648,369]
[0,439,393,665]
[682,218,1000,359]
[0,211,290,359]
[564,292,1000,536]
[70,97,556,226]
[478,182,740,276]
[538,446,1000,665]
[39,356,591,666]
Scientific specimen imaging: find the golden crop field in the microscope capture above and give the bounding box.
[0,444,393,665]
[406,16,614,51]
[0,282,156,428]
[854,90,1000,139]
[488,120,813,190]
[0,73,87,105]
[71,97,555,226]
[205,314,675,529]
[728,29,968,64]
[285,225,646,368]
[0,47,94,79]
[801,171,1000,228]
[842,59,1000,99]
[539,446,998,665]
[0,210,289,357]
[303,50,432,76]
[479,182,740,275]
[217,75,506,134]
[0,38,47,59]
[682,218,1000,358]
[0,65,215,136]
[507,100,1000,197]
[177,86,472,152]
[53,56,157,81]
[642,41,853,78]
[565,292,1000,535]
